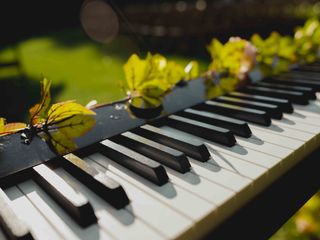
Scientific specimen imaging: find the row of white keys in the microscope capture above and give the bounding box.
[53,167,166,240]
[86,153,221,239]
[163,101,320,176]
[163,115,317,178]
[20,179,113,240]
[85,158,194,240]
[4,173,168,240]
[139,125,267,180]
[89,135,264,237]
[4,186,63,240]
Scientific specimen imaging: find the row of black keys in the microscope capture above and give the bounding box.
[1,65,320,240]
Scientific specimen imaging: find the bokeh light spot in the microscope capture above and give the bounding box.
[80,0,119,44]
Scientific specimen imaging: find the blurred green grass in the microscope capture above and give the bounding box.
[0,29,209,107]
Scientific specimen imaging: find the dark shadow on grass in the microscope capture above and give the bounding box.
[0,76,64,122]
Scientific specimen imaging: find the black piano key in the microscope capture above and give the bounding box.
[177,109,252,138]
[59,154,130,209]
[99,140,169,186]
[240,86,309,105]
[264,77,320,92]
[111,132,191,173]
[155,115,236,147]
[214,96,283,120]
[293,65,320,73]
[279,72,320,81]
[227,92,294,113]
[256,82,316,100]
[131,125,210,162]
[32,165,97,227]
[264,78,320,91]
[0,189,33,240]
[192,101,271,126]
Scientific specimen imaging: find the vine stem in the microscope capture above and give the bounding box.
[89,96,132,110]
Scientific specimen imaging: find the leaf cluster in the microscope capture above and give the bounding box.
[206,37,256,98]
[207,37,257,82]
[123,53,199,108]
[294,18,320,63]
[251,32,297,76]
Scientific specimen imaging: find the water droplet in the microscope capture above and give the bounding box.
[115,104,126,110]
[110,115,120,120]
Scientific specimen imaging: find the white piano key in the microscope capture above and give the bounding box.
[250,121,314,142]
[4,186,63,240]
[187,159,252,192]
[86,158,195,240]
[206,148,266,179]
[163,166,235,206]
[235,135,292,159]
[17,180,113,240]
[161,126,280,170]
[283,112,320,127]
[247,126,304,150]
[294,106,320,119]
[248,121,318,160]
[294,101,320,116]
[87,153,214,221]
[54,168,164,240]
[0,188,32,240]
[0,228,7,240]
[272,117,320,135]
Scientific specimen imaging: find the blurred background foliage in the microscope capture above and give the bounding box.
[1,0,320,239]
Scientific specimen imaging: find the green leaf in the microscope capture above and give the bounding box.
[251,32,297,76]
[29,78,52,125]
[294,18,320,63]
[207,37,256,87]
[123,54,149,90]
[123,53,198,107]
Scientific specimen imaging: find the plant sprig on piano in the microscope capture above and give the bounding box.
[294,18,320,63]
[122,53,199,108]
[0,78,96,155]
[250,32,297,77]
[205,37,257,97]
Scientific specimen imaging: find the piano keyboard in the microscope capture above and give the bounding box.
[1,66,320,240]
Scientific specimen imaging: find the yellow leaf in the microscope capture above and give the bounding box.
[0,118,27,136]
[4,123,27,133]
[48,101,96,124]
[184,61,199,80]
[30,78,52,125]
[0,118,5,133]
[54,115,96,139]
[165,61,185,85]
